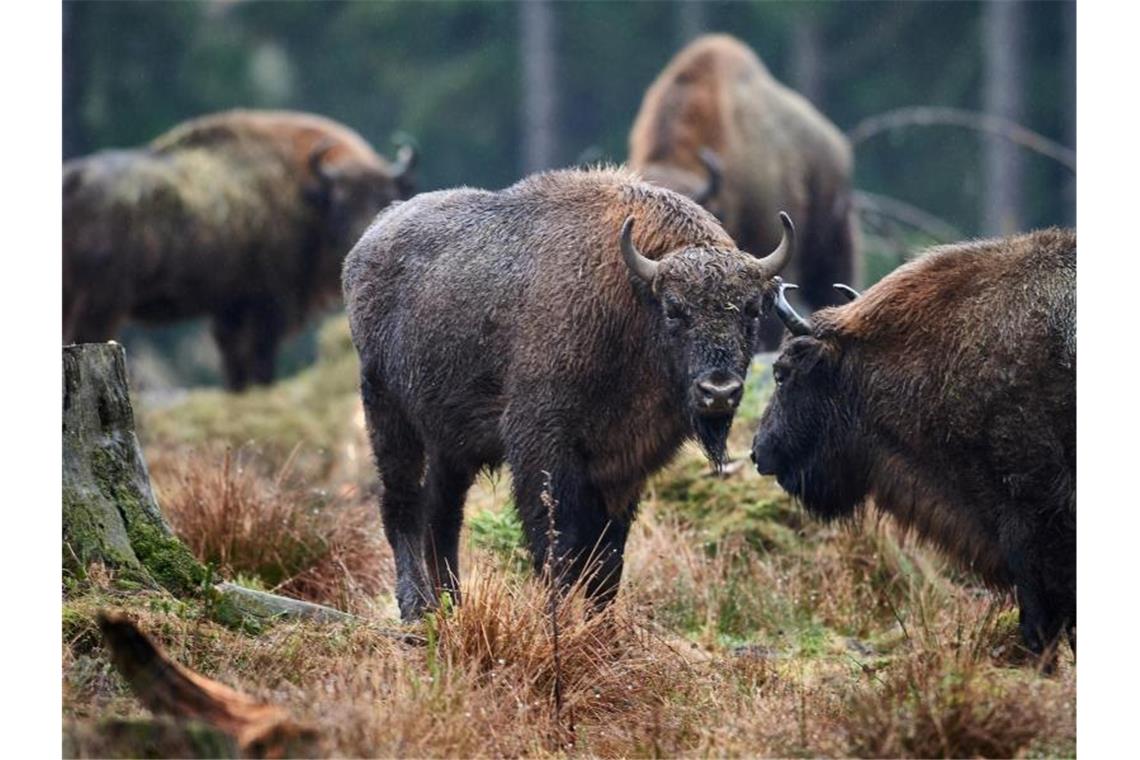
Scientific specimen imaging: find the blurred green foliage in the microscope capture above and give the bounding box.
[64,0,1074,385]
[64,0,1075,232]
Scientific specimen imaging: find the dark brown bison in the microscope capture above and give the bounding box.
[343,167,795,620]
[752,228,1076,659]
[629,34,858,349]
[63,109,416,390]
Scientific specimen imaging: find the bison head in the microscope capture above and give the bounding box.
[307,141,417,258]
[751,282,869,518]
[621,211,793,466]
[639,148,725,220]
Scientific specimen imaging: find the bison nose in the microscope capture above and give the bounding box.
[752,437,779,475]
[695,373,743,414]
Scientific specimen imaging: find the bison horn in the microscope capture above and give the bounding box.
[308,139,338,185]
[391,144,417,180]
[690,147,723,206]
[756,211,796,278]
[833,283,861,302]
[773,277,813,337]
[620,216,660,284]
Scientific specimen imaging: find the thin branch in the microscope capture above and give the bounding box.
[853,190,963,244]
[540,472,564,728]
[848,106,1076,173]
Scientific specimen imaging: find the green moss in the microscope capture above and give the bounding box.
[86,446,206,596]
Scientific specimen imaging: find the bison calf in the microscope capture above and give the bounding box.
[343,167,795,620]
[752,228,1076,659]
[63,109,415,390]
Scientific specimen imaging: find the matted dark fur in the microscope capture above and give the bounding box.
[752,228,1076,657]
[63,110,415,390]
[630,34,858,349]
[343,166,792,620]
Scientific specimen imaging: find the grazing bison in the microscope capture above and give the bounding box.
[343,167,795,620]
[751,228,1076,658]
[63,110,416,390]
[629,34,858,349]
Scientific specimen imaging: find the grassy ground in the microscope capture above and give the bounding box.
[64,316,1075,757]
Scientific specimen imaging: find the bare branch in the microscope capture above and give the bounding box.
[848,106,1076,173]
[853,190,962,244]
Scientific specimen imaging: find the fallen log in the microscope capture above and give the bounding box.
[93,612,317,758]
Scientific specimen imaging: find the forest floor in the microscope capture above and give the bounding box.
[62,316,1075,758]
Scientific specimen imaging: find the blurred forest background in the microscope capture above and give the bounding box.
[63,0,1076,388]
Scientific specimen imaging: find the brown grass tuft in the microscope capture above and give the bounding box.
[150,446,390,613]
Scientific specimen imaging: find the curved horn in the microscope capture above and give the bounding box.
[773,277,813,337]
[690,147,723,206]
[620,216,660,284]
[390,143,417,180]
[833,283,861,302]
[755,211,796,277]
[307,139,337,184]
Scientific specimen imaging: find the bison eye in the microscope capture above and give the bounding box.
[773,366,787,386]
[743,300,762,319]
[664,301,688,323]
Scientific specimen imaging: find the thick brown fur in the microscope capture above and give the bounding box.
[63,109,414,390]
[630,34,858,348]
[343,166,790,620]
[753,228,1076,657]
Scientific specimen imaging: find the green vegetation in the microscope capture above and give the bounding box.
[64,345,1074,755]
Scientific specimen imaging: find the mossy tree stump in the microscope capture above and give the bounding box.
[62,343,205,594]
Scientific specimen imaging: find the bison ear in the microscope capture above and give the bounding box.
[783,336,834,376]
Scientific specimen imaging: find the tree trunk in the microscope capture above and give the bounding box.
[1061,0,1076,227]
[676,0,706,47]
[519,0,559,173]
[982,0,1026,235]
[790,16,825,108]
[62,343,205,594]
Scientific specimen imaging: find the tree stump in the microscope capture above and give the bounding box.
[62,342,205,594]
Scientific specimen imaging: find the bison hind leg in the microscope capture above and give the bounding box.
[362,375,433,621]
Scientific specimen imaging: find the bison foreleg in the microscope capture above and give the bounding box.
[422,457,477,606]
[1003,522,1067,671]
[513,460,629,609]
[212,303,285,391]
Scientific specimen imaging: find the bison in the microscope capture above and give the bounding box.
[343,166,795,620]
[751,228,1076,659]
[629,33,858,350]
[63,109,416,390]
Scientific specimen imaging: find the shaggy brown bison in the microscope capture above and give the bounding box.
[629,34,858,349]
[63,109,416,390]
[343,167,795,620]
[752,228,1076,659]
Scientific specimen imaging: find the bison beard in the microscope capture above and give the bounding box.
[693,412,733,469]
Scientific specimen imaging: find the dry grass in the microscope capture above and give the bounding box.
[64,356,1075,757]
[150,446,390,614]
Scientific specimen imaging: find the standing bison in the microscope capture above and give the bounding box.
[752,228,1076,659]
[63,110,416,390]
[343,167,795,620]
[629,34,858,349]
